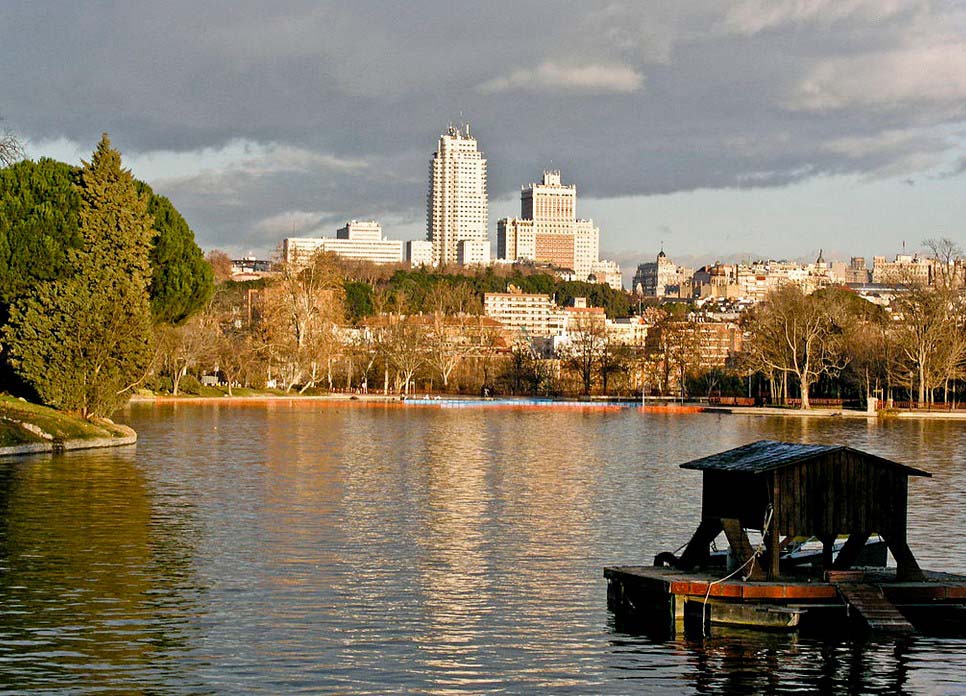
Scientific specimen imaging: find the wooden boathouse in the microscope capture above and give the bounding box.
[605,440,966,636]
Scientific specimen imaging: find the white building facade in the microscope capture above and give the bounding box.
[483,292,566,338]
[283,220,403,266]
[405,240,433,267]
[497,171,600,280]
[427,124,488,267]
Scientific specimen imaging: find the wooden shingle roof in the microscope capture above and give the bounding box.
[679,440,930,477]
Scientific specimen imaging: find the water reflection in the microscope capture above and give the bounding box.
[0,403,962,693]
[0,448,203,692]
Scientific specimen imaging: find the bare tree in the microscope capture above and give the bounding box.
[0,121,24,166]
[889,281,964,405]
[742,285,846,409]
[923,237,963,290]
[423,282,482,391]
[155,311,217,394]
[560,310,608,395]
[259,252,345,392]
[377,314,426,395]
[205,249,234,283]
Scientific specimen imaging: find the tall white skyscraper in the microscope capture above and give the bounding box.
[427,124,488,267]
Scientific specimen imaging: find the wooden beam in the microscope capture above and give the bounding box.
[722,517,765,580]
[677,518,723,570]
[880,528,925,582]
[819,534,837,571]
[832,531,871,570]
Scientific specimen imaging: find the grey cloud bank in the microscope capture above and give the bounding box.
[2,1,964,262]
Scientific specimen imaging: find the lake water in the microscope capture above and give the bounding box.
[0,402,964,694]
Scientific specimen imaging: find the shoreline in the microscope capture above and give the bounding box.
[126,394,966,420]
[0,423,138,458]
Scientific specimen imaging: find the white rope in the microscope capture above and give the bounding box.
[699,505,774,635]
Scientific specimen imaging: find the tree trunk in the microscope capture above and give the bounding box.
[918,363,926,406]
[172,364,187,396]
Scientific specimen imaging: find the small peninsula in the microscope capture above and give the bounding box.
[0,395,136,456]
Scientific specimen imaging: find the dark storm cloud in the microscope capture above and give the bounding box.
[1,1,964,252]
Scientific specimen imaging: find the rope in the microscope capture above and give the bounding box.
[699,504,774,635]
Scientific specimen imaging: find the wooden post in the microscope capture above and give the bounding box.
[880,528,925,582]
[819,534,836,571]
[831,531,871,570]
[767,476,781,579]
[722,517,765,580]
[677,518,723,570]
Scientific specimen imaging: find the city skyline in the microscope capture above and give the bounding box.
[5,2,966,273]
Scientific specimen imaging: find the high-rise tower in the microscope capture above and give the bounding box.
[497,170,599,280]
[427,124,488,267]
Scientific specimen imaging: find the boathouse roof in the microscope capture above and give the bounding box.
[680,440,930,477]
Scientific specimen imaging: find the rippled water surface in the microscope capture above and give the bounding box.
[0,402,964,694]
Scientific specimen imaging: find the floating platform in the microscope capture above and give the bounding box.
[604,565,966,638]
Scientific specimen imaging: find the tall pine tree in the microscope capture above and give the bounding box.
[4,134,155,417]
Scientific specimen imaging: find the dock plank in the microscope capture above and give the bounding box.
[835,583,916,634]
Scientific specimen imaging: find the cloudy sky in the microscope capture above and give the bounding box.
[3,1,965,274]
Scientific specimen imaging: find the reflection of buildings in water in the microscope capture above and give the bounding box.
[412,413,492,684]
[0,451,201,690]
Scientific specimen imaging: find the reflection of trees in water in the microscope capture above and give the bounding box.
[0,450,202,691]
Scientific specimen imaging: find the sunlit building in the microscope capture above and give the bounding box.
[497,171,601,280]
[406,239,433,267]
[633,249,692,297]
[283,220,403,266]
[427,124,488,267]
[483,291,566,338]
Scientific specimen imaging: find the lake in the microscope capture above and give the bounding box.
[0,402,964,694]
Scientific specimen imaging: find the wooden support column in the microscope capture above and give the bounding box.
[677,518,723,570]
[767,477,781,580]
[880,528,925,582]
[721,517,765,580]
[832,531,871,570]
[819,534,837,571]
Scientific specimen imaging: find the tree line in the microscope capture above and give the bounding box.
[149,240,965,408]
[743,248,966,409]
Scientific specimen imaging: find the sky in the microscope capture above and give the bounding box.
[2,1,965,277]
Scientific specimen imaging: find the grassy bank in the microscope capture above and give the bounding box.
[0,395,134,448]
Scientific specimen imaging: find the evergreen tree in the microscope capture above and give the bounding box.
[0,159,84,301]
[137,182,214,324]
[3,134,155,416]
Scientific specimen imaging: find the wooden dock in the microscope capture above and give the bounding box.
[605,565,966,637]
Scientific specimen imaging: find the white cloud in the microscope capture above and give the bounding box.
[476,61,644,95]
[789,43,966,111]
[720,0,919,35]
